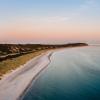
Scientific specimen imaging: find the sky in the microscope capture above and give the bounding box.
[0,0,100,44]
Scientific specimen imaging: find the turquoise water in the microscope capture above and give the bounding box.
[23,46,100,100]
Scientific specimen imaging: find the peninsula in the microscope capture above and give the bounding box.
[0,43,88,78]
[0,43,88,100]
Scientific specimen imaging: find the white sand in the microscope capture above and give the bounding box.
[0,51,53,100]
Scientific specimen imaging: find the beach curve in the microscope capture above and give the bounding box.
[0,51,53,100]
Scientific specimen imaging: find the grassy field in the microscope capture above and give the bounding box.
[0,50,47,79]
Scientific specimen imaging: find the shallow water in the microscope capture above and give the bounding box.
[23,46,100,100]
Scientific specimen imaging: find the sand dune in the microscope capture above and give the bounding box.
[0,51,53,100]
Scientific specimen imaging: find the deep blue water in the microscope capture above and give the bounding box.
[22,46,100,100]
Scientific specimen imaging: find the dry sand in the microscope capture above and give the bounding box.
[0,51,53,100]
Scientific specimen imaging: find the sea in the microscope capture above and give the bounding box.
[22,46,100,100]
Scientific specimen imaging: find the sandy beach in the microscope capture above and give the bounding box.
[0,51,53,100]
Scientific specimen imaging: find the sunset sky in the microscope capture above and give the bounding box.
[0,0,100,44]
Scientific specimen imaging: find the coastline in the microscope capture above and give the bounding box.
[19,46,89,100]
[18,52,53,100]
[0,50,49,79]
[0,46,88,100]
[0,50,53,100]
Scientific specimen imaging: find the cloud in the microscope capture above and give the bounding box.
[21,16,70,24]
[68,0,97,20]
[80,0,96,9]
[86,0,95,4]
[41,16,70,22]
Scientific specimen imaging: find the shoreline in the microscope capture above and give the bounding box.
[0,46,88,100]
[0,50,53,100]
[18,52,53,100]
[19,46,89,100]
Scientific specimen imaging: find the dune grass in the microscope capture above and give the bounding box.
[0,50,47,79]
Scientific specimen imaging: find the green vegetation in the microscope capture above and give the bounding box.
[0,50,47,78]
[0,43,88,79]
[0,43,88,61]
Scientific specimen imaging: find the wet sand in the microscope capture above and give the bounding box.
[0,51,53,100]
